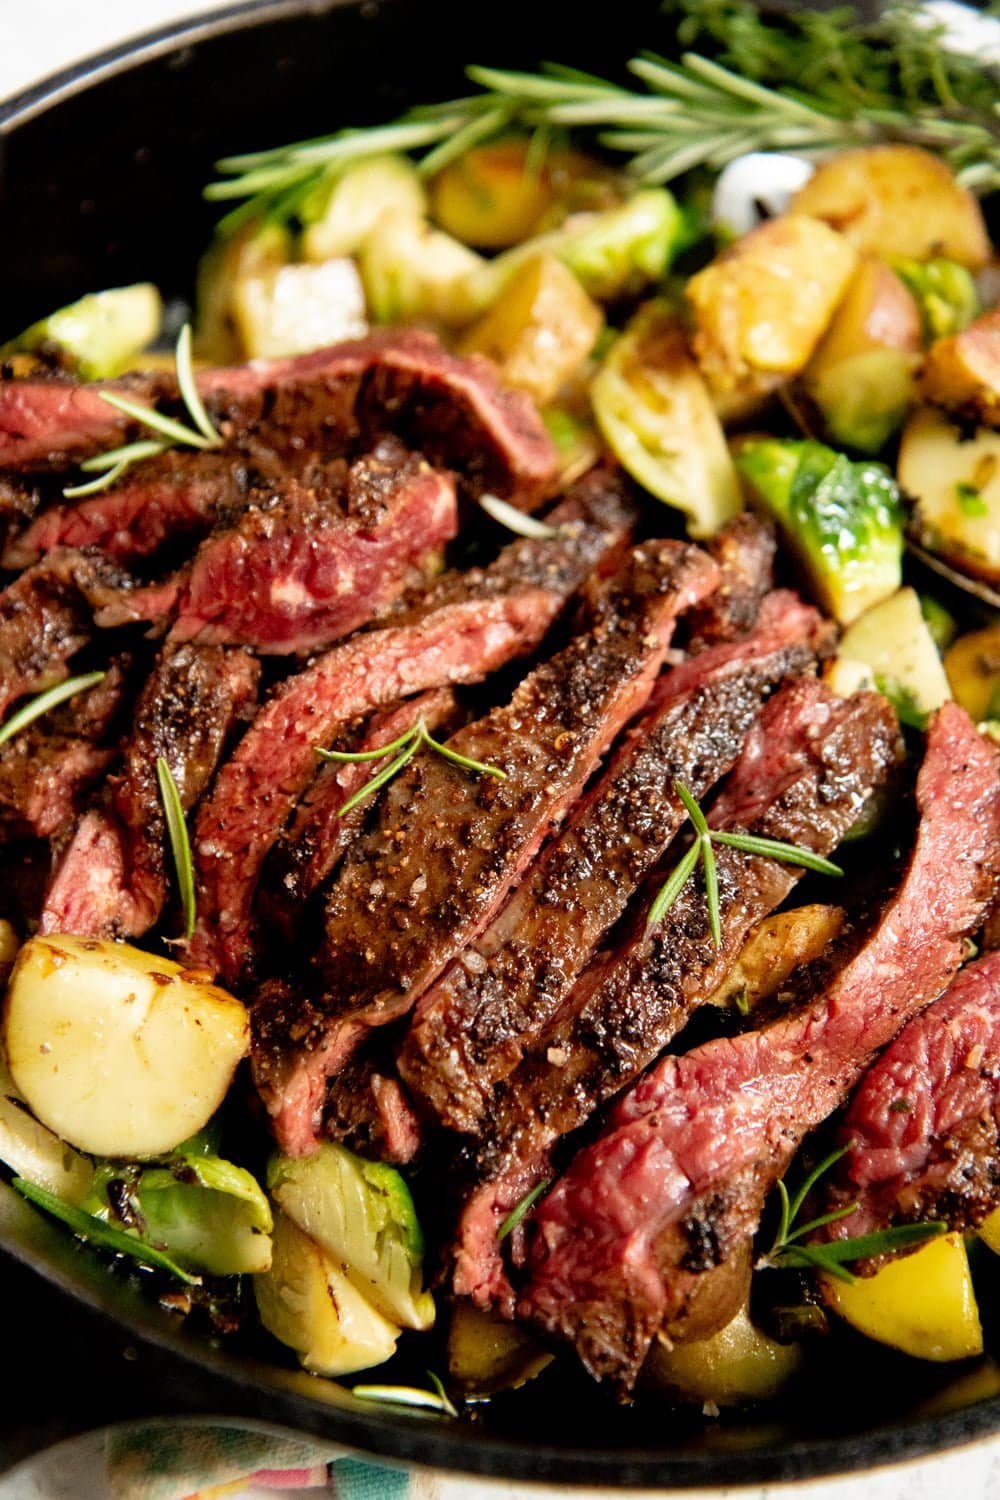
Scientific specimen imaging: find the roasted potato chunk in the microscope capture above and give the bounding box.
[459,253,603,407]
[707,905,845,1012]
[448,1301,553,1399]
[791,146,990,269]
[646,1304,803,1406]
[944,622,1000,722]
[687,214,858,420]
[822,1233,982,1362]
[920,307,1000,425]
[431,139,558,250]
[898,407,1000,586]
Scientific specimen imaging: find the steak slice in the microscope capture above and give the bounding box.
[453,677,898,1313]
[1,331,557,507]
[40,643,260,938]
[685,513,777,649]
[3,449,248,569]
[255,540,719,1155]
[0,659,130,840]
[821,949,1000,1249]
[519,704,1000,1391]
[259,687,458,942]
[190,472,639,984]
[398,589,824,1135]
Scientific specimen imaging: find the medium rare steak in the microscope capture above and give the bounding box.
[190,473,638,984]
[260,687,458,941]
[684,514,777,650]
[3,449,249,568]
[0,659,130,840]
[452,677,897,1313]
[41,642,259,938]
[399,590,824,1135]
[1,331,557,508]
[254,539,719,1155]
[822,949,1000,1248]
[519,705,1000,1390]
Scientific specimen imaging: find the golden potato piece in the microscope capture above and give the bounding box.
[646,1304,803,1406]
[459,253,603,407]
[822,1232,982,1362]
[431,139,557,250]
[921,307,1000,425]
[707,905,845,1012]
[687,214,858,419]
[898,407,1000,586]
[944,622,1000,722]
[448,1301,553,1399]
[792,146,990,269]
[809,257,922,371]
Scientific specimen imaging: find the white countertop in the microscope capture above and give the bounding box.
[3,3,1000,1496]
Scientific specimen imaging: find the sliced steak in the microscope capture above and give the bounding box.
[4,449,248,569]
[0,659,130,840]
[519,704,1000,1391]
[822,949,1000,1248]
[453,678,898,1313]
[40,642,260,938]
[399,590,824,1135]
[255,540,719,1156]
[190,473,638,985]
[685,513,777,649]
[259,687,458,942]
[1,331,557,507]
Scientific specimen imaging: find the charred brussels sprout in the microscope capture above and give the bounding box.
[736,439,904,624]
[893,258,980,343]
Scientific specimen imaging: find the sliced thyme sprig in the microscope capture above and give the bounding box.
[204,3,1000,232]
[761,1144,947,1284]
[498,1177,552,1242]
[0,671,106,749]
[648,780,843,939]
[157,756,197,940]
[317,718,507,817]
[62,324,222,500]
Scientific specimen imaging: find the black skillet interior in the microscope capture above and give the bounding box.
[3,0,1000,1484]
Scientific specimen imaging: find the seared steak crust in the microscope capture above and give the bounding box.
[520,705,1000,1390]
[453,678,898,1313]
[1,331,557,508]
[823,949,1000,1247]
[41,642,260,938]
[255,540,719,1155]
[191,476,638,984]
[685,513,777,650]
[399,591,824,1135]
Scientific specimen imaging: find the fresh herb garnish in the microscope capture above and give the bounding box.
[205,2,1000,233]
[352,1378,458,1419]
[12,1177,200,1284]
[0,671,106,749]
[648,780,843,937]
[62,325,222,499]
[761,1144,947,1284]
[498,1177,552,1242]
[317,718,507,817]
[479,493,560,540]
[156,756,197,940]
[956,481,990,518]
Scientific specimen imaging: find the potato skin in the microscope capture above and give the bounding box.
[809,257,922,371]
[687,214,858,419]
[921,307,1000,425]
[791,145,990,269]
[459,253,603,407]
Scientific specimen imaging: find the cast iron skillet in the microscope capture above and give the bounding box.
[3,0,1000,1484]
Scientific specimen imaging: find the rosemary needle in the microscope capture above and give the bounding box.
[0,671,106,749]
[317,719,507,817]
[157,756,197,940]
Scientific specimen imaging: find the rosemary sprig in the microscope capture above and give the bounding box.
[648,780,843,939]
[497,1177,552,1242]
[204,2,1000,233]
[13,1177,200,1285]
[479,493,560,541]
[62,324,222,500]
[761,1145,947,1284]
[317,718,507,817]
[156,756,197,940]
[0,671,106,749]
[352,1377,458,1419]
